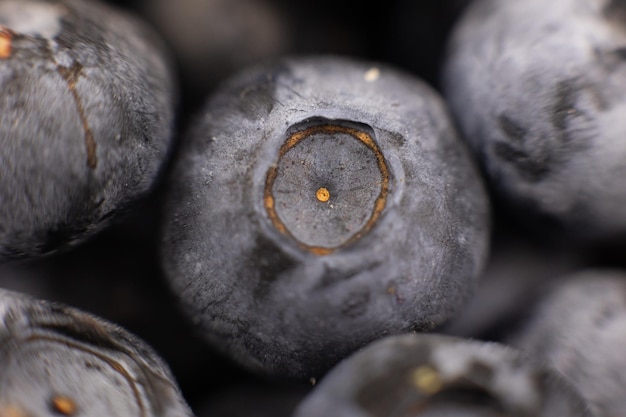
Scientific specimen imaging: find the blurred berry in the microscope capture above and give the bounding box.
[0,288,193,417]
[509,270,626,417]
[294,333,593,417]
[444,0,626,242]
[0,0,176,260]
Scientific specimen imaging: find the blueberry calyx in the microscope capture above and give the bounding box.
[264,119,390,256]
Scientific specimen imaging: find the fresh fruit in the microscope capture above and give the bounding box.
[443,0,626,241]
[0,0,176,260]
[0,288,193,417]
[509,270,626,417]
[161,55,490,378]
[294,333,593,417]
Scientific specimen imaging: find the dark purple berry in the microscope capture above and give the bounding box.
[161,56,490,378]
[294,334,594,417]
[0,288,192,417]
[443,0,626,241]
[0,0,176,260]
[509,269,626,416]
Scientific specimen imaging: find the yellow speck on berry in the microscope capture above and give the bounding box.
[50,396,76,416]
[316,187,330,202]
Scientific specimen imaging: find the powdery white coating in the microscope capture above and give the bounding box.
[293,334,594,417]
[161,56,490,378]
[510,270,626,417]
[0,1,63,38]
[443,0,626,239]
[431,342,541,411]
[0,288,193,417]
[0,0,176,260]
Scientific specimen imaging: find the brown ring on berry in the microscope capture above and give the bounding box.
[264,123,389,256]
[15,334,148,417]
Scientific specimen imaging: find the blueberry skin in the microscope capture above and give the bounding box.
[509,270,626,417]
[0,289,193,417]
[0,0,175,260]
[293,334,593,417]
[443,0,626,240]
[161,56,490,378]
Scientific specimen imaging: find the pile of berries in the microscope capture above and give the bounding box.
[1,0,625,416]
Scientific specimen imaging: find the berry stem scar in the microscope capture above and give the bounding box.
[264,123,389,256]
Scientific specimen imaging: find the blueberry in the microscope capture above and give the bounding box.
[160,56,490,378]
[0,0,176,260]
[0,288,192,417]
[508,270,626,417]
[443,0,626,241]
[293,333,593,417]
